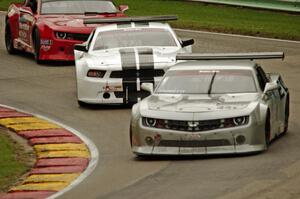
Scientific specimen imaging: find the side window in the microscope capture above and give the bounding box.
[256,66,268,91]
[27,0,37,13]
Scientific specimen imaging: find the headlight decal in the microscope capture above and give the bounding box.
[55,31,67,39]
[54,31,90,41]
[87,70,106,78]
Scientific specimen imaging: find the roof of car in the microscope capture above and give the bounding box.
[95,22,171,32]
[170,60,257,71]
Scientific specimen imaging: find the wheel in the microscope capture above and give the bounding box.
[265,111,271,149]
[282,95,290,134]
[33,28,43,64]
[135,154,148,159]
[5,20,17,54]
[129,124,133,147]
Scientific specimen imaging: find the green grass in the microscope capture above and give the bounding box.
[0,0,21,11]
[115,0,300,40]
[0,131,31,192]
[1,0,300,40]
[217,0,300,8]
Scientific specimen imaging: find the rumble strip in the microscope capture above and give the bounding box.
[0,106,94,199]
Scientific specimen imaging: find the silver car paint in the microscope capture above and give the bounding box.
[130,61,289,155]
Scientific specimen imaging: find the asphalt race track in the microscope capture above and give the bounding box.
[1,12,300,199]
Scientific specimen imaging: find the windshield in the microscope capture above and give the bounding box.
[156,69,257,94]
[93,28,177,50]
[41,0,118,14]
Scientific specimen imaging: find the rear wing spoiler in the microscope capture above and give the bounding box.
[176,52,285,61]
[84,15,178,24]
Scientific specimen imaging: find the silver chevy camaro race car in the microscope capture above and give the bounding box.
[130,52,289,156]
[74,16,194,106]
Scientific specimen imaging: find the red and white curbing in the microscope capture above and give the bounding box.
[0,105,98,199]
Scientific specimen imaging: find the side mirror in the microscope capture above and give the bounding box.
[264,82,279,93]
[74,43,88,52]
[141,83,154,94]
[181,39,194,48]
[119,5,129,13]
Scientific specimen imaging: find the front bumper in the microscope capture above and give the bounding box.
[77,75,162,105]
[39,39,84,61]
[131,117,266,155]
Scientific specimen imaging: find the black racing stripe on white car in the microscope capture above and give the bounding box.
[138,48,154,69]
[119,48,137,69]
[114,90,152,102]
[118,48,156,104]
[138,48,155,96]
[119,48,138,104]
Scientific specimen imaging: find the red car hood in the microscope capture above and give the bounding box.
[39,13,125,31]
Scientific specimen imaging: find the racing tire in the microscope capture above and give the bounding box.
[264,111,271,149]
[134,153,149,160]
[33,28,43,64]
[5,21,17,54]
[129,125,133,147]
[77,100,91,108]
[282,95,290,134]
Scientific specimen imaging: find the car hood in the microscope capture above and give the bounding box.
[85,47,181,70]
[140,93,261,120]
[40,14,123,31]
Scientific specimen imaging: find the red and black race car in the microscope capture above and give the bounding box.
[5,0,128,63]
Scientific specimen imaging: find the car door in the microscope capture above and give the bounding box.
[256,66,279,135]
[277,76,289,129]
[272,82,282,131]
[19,0,37,46]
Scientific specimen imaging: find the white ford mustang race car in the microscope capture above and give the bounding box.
[74,16,194,106]
[130,52,289,156]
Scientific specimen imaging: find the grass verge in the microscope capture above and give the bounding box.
[0,0,21,11]
[202,0,300,9]
[114,0,300,40]
[0,129,32,192]
[1,0,300,40]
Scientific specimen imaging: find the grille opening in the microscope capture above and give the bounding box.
[158,139,231,147]
[110,69,164,78]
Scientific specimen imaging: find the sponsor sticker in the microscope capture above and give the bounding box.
[103,85,123,92]
[41,45,51,52]
[19,23,30,31]
[40,39,53,45]
[183,134,202,140]
[8,9,16,17]
[19,30,27,39]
